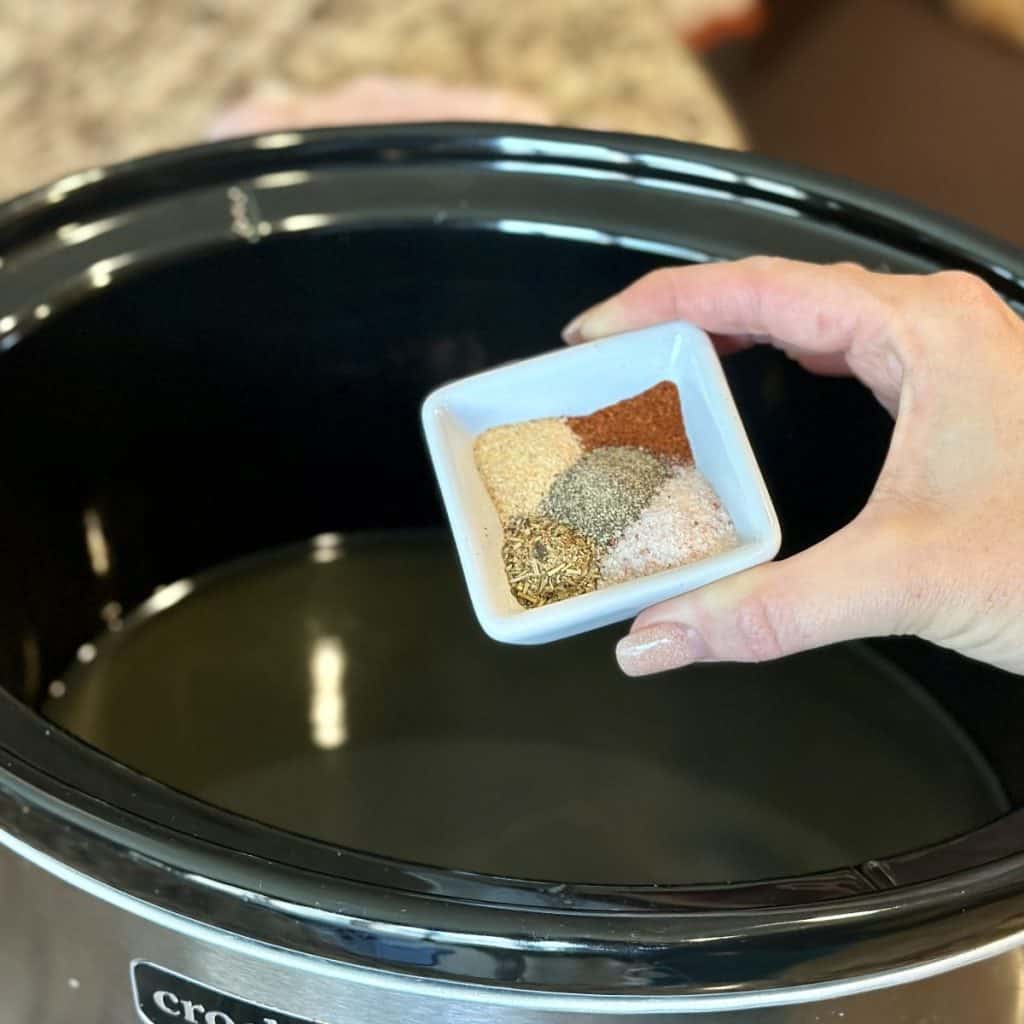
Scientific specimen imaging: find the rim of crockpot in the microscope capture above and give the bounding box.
[2,124,1024,996]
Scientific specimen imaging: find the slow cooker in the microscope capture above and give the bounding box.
[2,125,1024,1023]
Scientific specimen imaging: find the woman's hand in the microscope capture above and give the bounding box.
[563,257,1024,677]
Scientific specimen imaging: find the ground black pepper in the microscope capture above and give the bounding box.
[541,446,670,546]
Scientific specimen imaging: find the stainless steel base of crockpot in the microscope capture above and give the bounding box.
[2,837,1022,1023]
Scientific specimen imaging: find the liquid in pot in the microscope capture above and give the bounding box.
[44,530,1007,885]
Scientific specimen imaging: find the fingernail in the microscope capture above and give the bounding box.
[561,313,586,345]
[615,623,709,677]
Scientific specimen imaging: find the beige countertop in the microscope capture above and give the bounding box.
[0,0,743,200]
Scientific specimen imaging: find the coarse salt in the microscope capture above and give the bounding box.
[599,464,738,586]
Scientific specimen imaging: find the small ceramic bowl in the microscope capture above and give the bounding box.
[421,321,781,644]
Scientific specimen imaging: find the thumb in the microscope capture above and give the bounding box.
[615,519,918,676]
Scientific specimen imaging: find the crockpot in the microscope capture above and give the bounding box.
[2,125,1024,1024]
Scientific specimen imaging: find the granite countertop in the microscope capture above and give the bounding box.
[0,0,744,200]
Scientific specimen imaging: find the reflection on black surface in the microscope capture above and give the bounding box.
[45,531,1006,885]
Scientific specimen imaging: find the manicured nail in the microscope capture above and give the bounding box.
[615,622,709,677]
[561,313,586,345]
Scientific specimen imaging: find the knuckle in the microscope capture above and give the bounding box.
[740,255,791,321]
[645,265,677,287]
[930,269,998,307]
[832,260,868,276]
[732,593,788,662]
[742,254,789,277]
[639,265,682,302]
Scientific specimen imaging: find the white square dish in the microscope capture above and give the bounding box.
[421,321,781,644]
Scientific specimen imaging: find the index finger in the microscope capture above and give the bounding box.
[561,256,902,410]
[563,256,897,356]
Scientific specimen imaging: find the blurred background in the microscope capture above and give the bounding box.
[1,0,1022,245]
